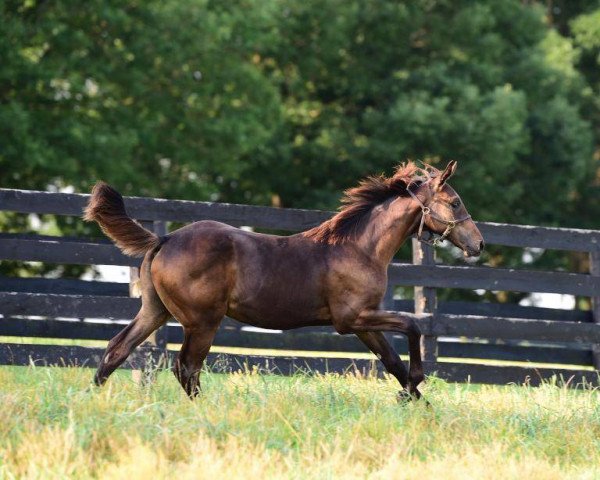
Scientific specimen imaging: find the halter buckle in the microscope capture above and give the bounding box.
[431,237,442,247]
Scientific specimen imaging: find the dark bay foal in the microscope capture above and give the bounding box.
[84,161,483,400]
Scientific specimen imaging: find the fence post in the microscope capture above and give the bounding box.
[590,251,600,370]
[381,282,395,310]
[412,238,438,363]
[130,220,169,384]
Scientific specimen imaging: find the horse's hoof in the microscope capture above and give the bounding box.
[396,390,413,404]
[414,391,432,408]
[397,389,431,406]
[93,371,106,387]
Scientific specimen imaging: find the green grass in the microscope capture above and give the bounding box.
[0,366,598,479]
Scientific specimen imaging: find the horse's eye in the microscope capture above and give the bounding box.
[451,199,461,209]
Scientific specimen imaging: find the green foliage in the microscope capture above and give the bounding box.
[1,0,599,290]
[0,0,282,199]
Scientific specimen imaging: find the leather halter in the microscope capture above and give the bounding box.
[407,184,471,247]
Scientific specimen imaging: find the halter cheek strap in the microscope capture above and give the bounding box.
[407,187,471,247]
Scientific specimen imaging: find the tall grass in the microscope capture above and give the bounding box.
[0,366,598,479]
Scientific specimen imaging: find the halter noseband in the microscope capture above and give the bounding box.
[407,184,471,247]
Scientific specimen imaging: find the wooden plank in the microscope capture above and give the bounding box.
[0,232,113,243]
[380,284,395,310]
[0,237,138,266]
[0,343,145,369]
[428,361,599,387]
[412,239,438,362]
[437,341,592,366]
[585,251,599,371]
[0,318,592,365]
[0,276,129,296]
[0,188,331,230]
[434,300,591,322]
[211,329,368,352]
[213,330,592,365]
[477,222,600,253]
[2,188,599,252]
[3,234,597,296]
[0,318,370,353]
[392,299,592,322]
[433,314,600,343]
[0,317,124,339]
[0,343,381,375]
[0,315,241,335]
[388,263,600,296]
[3,292,600,344]
[0,292,140,319]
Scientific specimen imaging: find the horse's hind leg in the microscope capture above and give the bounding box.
[94,301,169,386]
[173,322,220,398]
[94,252,169,386]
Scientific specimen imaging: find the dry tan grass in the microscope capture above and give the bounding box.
[0,366,598,479]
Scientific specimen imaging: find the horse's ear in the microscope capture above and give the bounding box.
[433,160,457,191]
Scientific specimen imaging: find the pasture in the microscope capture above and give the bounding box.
[4,2,600,478]
[0,366,598,479]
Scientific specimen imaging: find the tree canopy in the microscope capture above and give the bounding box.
[1,0,599,291]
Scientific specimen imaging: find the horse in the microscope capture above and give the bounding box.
[84,160,483,400]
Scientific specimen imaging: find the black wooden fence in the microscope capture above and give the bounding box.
[0,188,599,386]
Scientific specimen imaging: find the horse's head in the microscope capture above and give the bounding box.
[411,161,484,257]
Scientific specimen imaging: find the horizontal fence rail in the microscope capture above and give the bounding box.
[388,263,600,296]
[0,317,593,366]
[0,187,599,386]
[1,188,600,251]
[0,234,137,267]
[1,277,591,322]
[2,234,599,296]
[2,292,599,345]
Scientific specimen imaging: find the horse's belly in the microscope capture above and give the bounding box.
[226,295,331,330]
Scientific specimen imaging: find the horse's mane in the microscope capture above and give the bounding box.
[303,161,437,245]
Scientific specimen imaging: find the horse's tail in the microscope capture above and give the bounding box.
[83,181,160,257]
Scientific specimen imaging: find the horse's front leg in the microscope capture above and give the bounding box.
[356,331,418,401]
[343,310,425,397]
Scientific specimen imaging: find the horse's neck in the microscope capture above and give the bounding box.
[356,196,421,265]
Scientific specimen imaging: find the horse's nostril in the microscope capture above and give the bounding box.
[480,240,485,251]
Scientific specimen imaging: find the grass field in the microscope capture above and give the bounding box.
[0,366,598,479]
